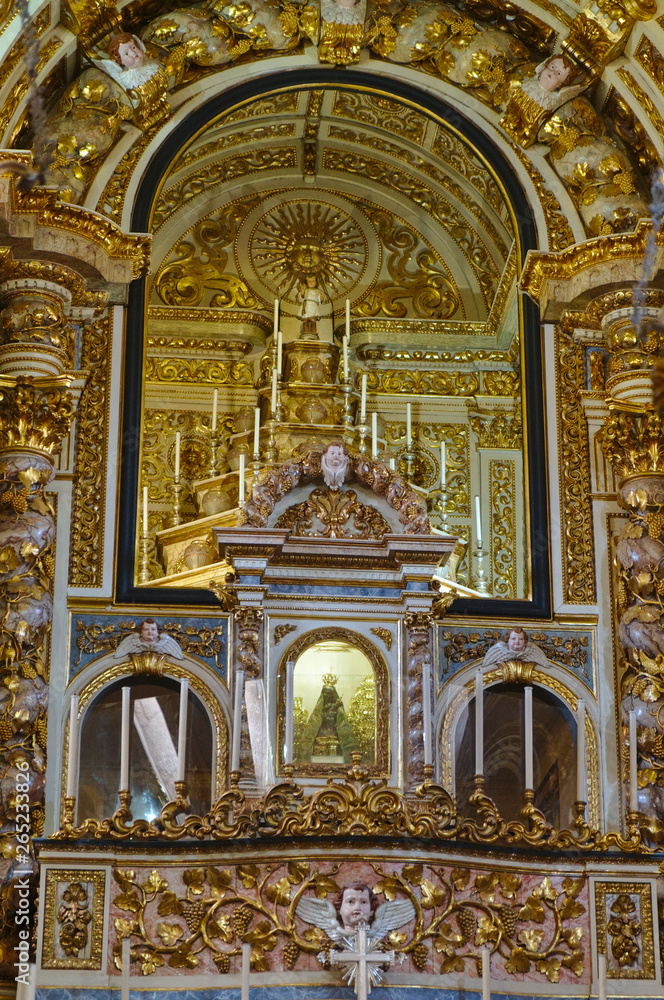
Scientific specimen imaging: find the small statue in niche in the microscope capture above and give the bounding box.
[299,672,356,760]
[500,53,586,147]
[297,274,326,340]
[113,618,184,660]
[321,441,350,489]
[482,626,548,668]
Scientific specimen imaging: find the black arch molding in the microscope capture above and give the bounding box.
[118,66,550,618]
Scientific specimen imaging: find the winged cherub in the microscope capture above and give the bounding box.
[296,881,415,948]
[481,627,548,669]
[113,618,184,660]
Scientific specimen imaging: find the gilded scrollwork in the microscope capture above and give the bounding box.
[234,607,263,679]
[73,619,227,671]
[511,145,576,251]
[604,82,662,176]
[0,378,75,455]
[331,90,427,143]
[42,869,106,970]
[594,882,655,979]
[274,623,297,645]
[370,627,393,651]
[366,370,479,396]
[490,460,516,599]
[275,487,391,540]
[469,410,522,449]
[145,356,254,385]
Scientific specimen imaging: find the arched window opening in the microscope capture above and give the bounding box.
[77,677,212,823]
[454,683,577,827]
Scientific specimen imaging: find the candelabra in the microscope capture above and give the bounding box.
[473,542,490,594]
[207,429,220,479]
[167,478,184,528]
[356,420,369,455]
[138,532,151,584]
[266,417,278,464]
[341,381,355,445]
[403,448,416,482]
[431,488,450,532]
[250,451,262,489]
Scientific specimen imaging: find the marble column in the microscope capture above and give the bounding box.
[405,612,434,786]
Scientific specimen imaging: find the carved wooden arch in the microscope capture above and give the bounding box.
[61,656,229,821]
[276,627,390,778]
[439,665,600,829]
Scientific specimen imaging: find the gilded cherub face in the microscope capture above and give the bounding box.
[538,57,573,93]
[118,40,144,69]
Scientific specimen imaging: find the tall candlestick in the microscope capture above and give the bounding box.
[482,944,490,1000]
[66,694,79,798]
[177,679,188,782]
[629,709,638,810]
[142,486,148,537]
[422,661,432,766]
[406,403,412,448]
[371,413,377,459]
[598,953,607,1000]
[475,494,482,546]
[577,699,587,802]
[120,686,130,791]
[342,334,349,381]
[212,389,218,433]
[273,298,279,337]
[285,659,294,764]
[253,407,260,455]
[174,431,181,480]
[524,686,533,791]
[238,453,245,507]
[276,330,282,377]
[440,440,446,488]
[231,670,244,772]
[360,373,367,422]
[345,298,350,337]
[271,368,278,415]
[475,669,484,776]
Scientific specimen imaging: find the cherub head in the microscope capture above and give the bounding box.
[538,54,576,93]
[139,618,160,644]
[321,441,350,489]
[334,882,378,932]
[108,32,145,70]
[305,274,317,289]
[506,627,527,653]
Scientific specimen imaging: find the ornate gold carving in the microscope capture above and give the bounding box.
[431,126,505,215]
[181,123,296,169]
[594,882,655,979]
[69,316,110,586]
[484,371,520,396]
[365,370,479,396]
[145,356,254,385]
[322,149,499,309]
[633,36,664,104]
[0,36,63,136]
[72,619,227,671]
[555,331,596,604]
[501,85,557,149]
[96,127,157,221]
[600,410,664,479]
[370,627,392,650]
[42,869,105,969]
[346,675,376,762]
[274,623,297,645]
[607,78,662,174]
[234,607,263,679]
[511,146,575,252]
[152,149,296,231]
[490,460,516,599]
[275,487,390,540]
[208,573,238,612]
[220,92,300,126]
[406,612,432,783]
[355,323,503,346]
[0,7,51,91]
[0,258,106,310]
[0,377,75,455]
[331,90,427,143]
[147,307,272,332]
[469,410,522,449]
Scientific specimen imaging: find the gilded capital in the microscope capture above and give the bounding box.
[0,377,76,458]
[600,408,664,483]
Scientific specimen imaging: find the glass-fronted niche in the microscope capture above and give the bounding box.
[126,79,541,606]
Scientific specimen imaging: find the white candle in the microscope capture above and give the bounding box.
[482,944,490,1000]
[271,368,278,415]
[389,457,395,471]
[475,669,484,776]
[343,334,349,382]
[371,413,377,459]
[475,494,482,546]
[142,486,148,537]
[241,940,251,1000]
[121,937,130,1000]
[422,661,432,766]
[285,659,294,764]
[525,686,533,791]
[577,699,587,802]
[66,694,79,798]
[276,330,282,377]
[406,403,412,447]
[345,298,350,337]
[273,297,279,337]
[440,440,446,489]
[360,373,367,422]
[231,670,244,772]
[212,389,218,433]
[174,431,181,480]
[177,679,188,783]
[598,953,607,1000]
[120,686,130,791]
[629,709,638,811]
[238,453,245,507]
[253,407,260,456]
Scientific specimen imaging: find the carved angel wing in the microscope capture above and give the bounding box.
[481,641,510,667]
[523,642,549,669]
[368,899,415,944]
[295,897,345,943]
[155,633,184,659]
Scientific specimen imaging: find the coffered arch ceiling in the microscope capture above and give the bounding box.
[147,84,517,329]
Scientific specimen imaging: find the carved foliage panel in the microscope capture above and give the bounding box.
[593,881,656,979]
[107,860,590,983]
[42,869,106,970]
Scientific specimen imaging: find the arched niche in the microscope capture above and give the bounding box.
[61,654,229,824]
[439,666,600,830]
[276,627,389,778]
